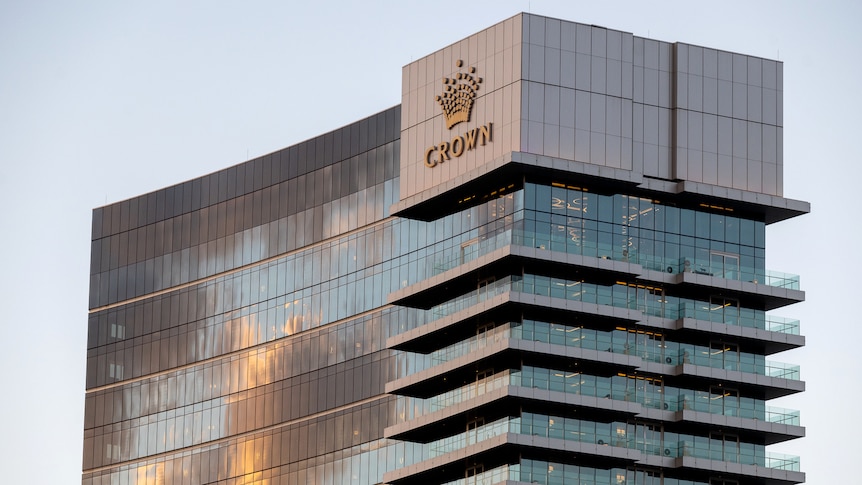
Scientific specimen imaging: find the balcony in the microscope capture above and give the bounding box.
[395,367,800,426]
[423,226,800,292]
[513,228,799,290]
[411,412,799,470]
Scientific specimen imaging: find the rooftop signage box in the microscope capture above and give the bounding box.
[400,13,786,204]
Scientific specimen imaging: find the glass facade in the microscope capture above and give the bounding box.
[84,107,414,484]
[84,13,806,485]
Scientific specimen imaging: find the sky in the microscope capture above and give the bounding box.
[0,1,859,483]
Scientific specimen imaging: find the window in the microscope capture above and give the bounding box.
[108,362,124,380]
[110,323,125,339]
[710,342,740,371]
[708,297,740,325]
[710,251,740,279]
[465,463,484,483]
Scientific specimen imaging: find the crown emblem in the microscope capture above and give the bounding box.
[436,60,482,129]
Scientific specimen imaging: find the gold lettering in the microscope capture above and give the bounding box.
[464,128,477,150]
[424,146,437,167]
[479,122,492,145]
[437,142,450,165]
[450,135,465,157]
[424,122,493,168]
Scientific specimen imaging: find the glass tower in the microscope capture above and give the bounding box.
[83,13,807,485]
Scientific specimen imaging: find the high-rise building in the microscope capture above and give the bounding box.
[83,13,807,485]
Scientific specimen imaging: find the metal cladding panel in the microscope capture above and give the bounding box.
[398,13,787,213]
[400,14,523,203]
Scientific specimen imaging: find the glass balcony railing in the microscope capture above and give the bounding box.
[428,277,514,320]
[420,412,799,471]
[440,460,668,485]
[410,310,802,383]
[440,458,754,485]
[678,302,801,335]
[670,343,801,380]
[437,455,802,485]
[511,274,800,335]
[425,247,801,336]
[766,407,802,426]
[513,459,705,485]
[424,225,800,300]
[430,229,513,275]
[512,228,800,290]
[440,463,515,485]
[394,363,800,427]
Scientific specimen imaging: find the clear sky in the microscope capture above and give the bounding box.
[1,1,858,483]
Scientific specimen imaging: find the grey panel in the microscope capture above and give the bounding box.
[688,148,703,181]
[544,122,561,157]
[676,43,689,73]
[590,131,605,164]
[560,87,576,128]
[607,29,622,60]
[748,159,762,192]
[676,69,688,109]
[591,93,606,134]
[763,88,778,125]
[529,43,545,82]
[703,113,718,154]
[545,47,561,85]
[748,85,762,122]
[703,151,718,185]
[718,79,733,117]
[622,99,633,139]
[644,105,658,146]
[733,119,748,158]
[561,50,576,88]
[676,109,689,148]
[560,126,575,159]
[591,27,606,57]
[561,21,576,51]
[576,52,591,90]
[687,111,703,151]
[748,56,762,86]
[591,56,607,94]
[733,53,748,84]
[529,81,544,122]
[704,76,718,114]
[607,134,622,167]
[659,70,672,108]
[633,66,644,103]
[622,57,633,98]
[688,45,703,76]
[703,48,718,78]
[607,96,622,136]
[544,84,561,126]
[718,51,733,81]
[575,90,591,131]
[748,121,762,161]
[633,37,644,67]
[732,156,747,189]
[763,124,778,163]
[576,23,592,54]
[545,17,561,48]
[528,13,545,45]
[718,154,733,186]
[688,74,703,112]
[732,82,748,119]
[608,58,622,97]
[575,128,591,161]
[644,68,658,106]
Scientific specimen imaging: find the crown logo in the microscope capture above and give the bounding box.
[436,60,482,129]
